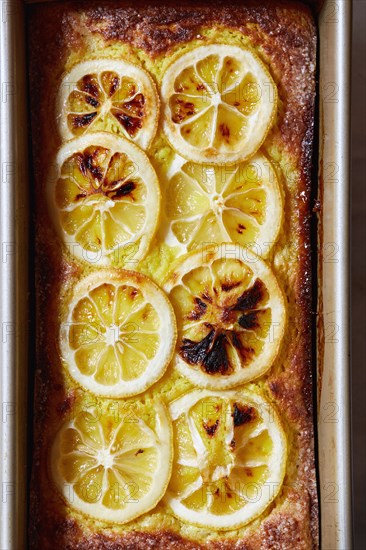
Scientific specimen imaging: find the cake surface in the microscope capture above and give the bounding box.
[28,2,318,548]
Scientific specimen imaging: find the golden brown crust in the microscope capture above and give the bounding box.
[27,2,318,548]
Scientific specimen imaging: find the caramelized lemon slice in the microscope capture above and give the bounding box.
[48,133,160,266]
[161,44,277,165]
[58,60,159,149]
[50,401,173,523]
[164,244,286,389]
[60,270,177,397]
[166,389,287,530]
[165,153,282,256]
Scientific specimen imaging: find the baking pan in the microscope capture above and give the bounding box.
[317,1,352,548]
[0,0,352,548]
[0,1,29,549]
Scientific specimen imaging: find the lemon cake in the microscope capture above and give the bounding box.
[28,1,318,548]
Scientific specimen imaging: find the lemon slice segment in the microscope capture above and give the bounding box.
[60,270,177,397]
[165,153,282,256]
[58,60,159,149]
[161,45,277,164]
[50,401,173,523]
[48,132,160,266]
[164,244,286,389]
[166,389,287,530]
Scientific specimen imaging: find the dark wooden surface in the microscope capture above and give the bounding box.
[351,1,366,548]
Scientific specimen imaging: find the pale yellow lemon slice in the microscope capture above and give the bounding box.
[60,270,177,397]
[161,44,277,164]
[50,401,173,523]
[165,153,282,257]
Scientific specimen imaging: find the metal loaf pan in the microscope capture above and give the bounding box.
[317,1,352,548]
[0,0,351,548]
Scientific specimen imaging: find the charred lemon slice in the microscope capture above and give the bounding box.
[165,153,282,256]
[60,270,177,397]
[166,389,287,530]
[161,44,277,165]
[164,244,286,389]
[50,401,173,523]
[58,59,159,149]
[48,133,160,266]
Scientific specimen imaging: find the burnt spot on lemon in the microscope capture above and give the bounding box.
[233,278,266,310]
[71,112,98,129]
[181,329,231,376]
[203,418,220,437]
[79,74,100,97]
[232,403,256,427]
[111,180,136,199]
[171,97,197,124]
[113,110,143,138]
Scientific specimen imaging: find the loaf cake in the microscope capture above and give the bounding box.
[28,1,318,548]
